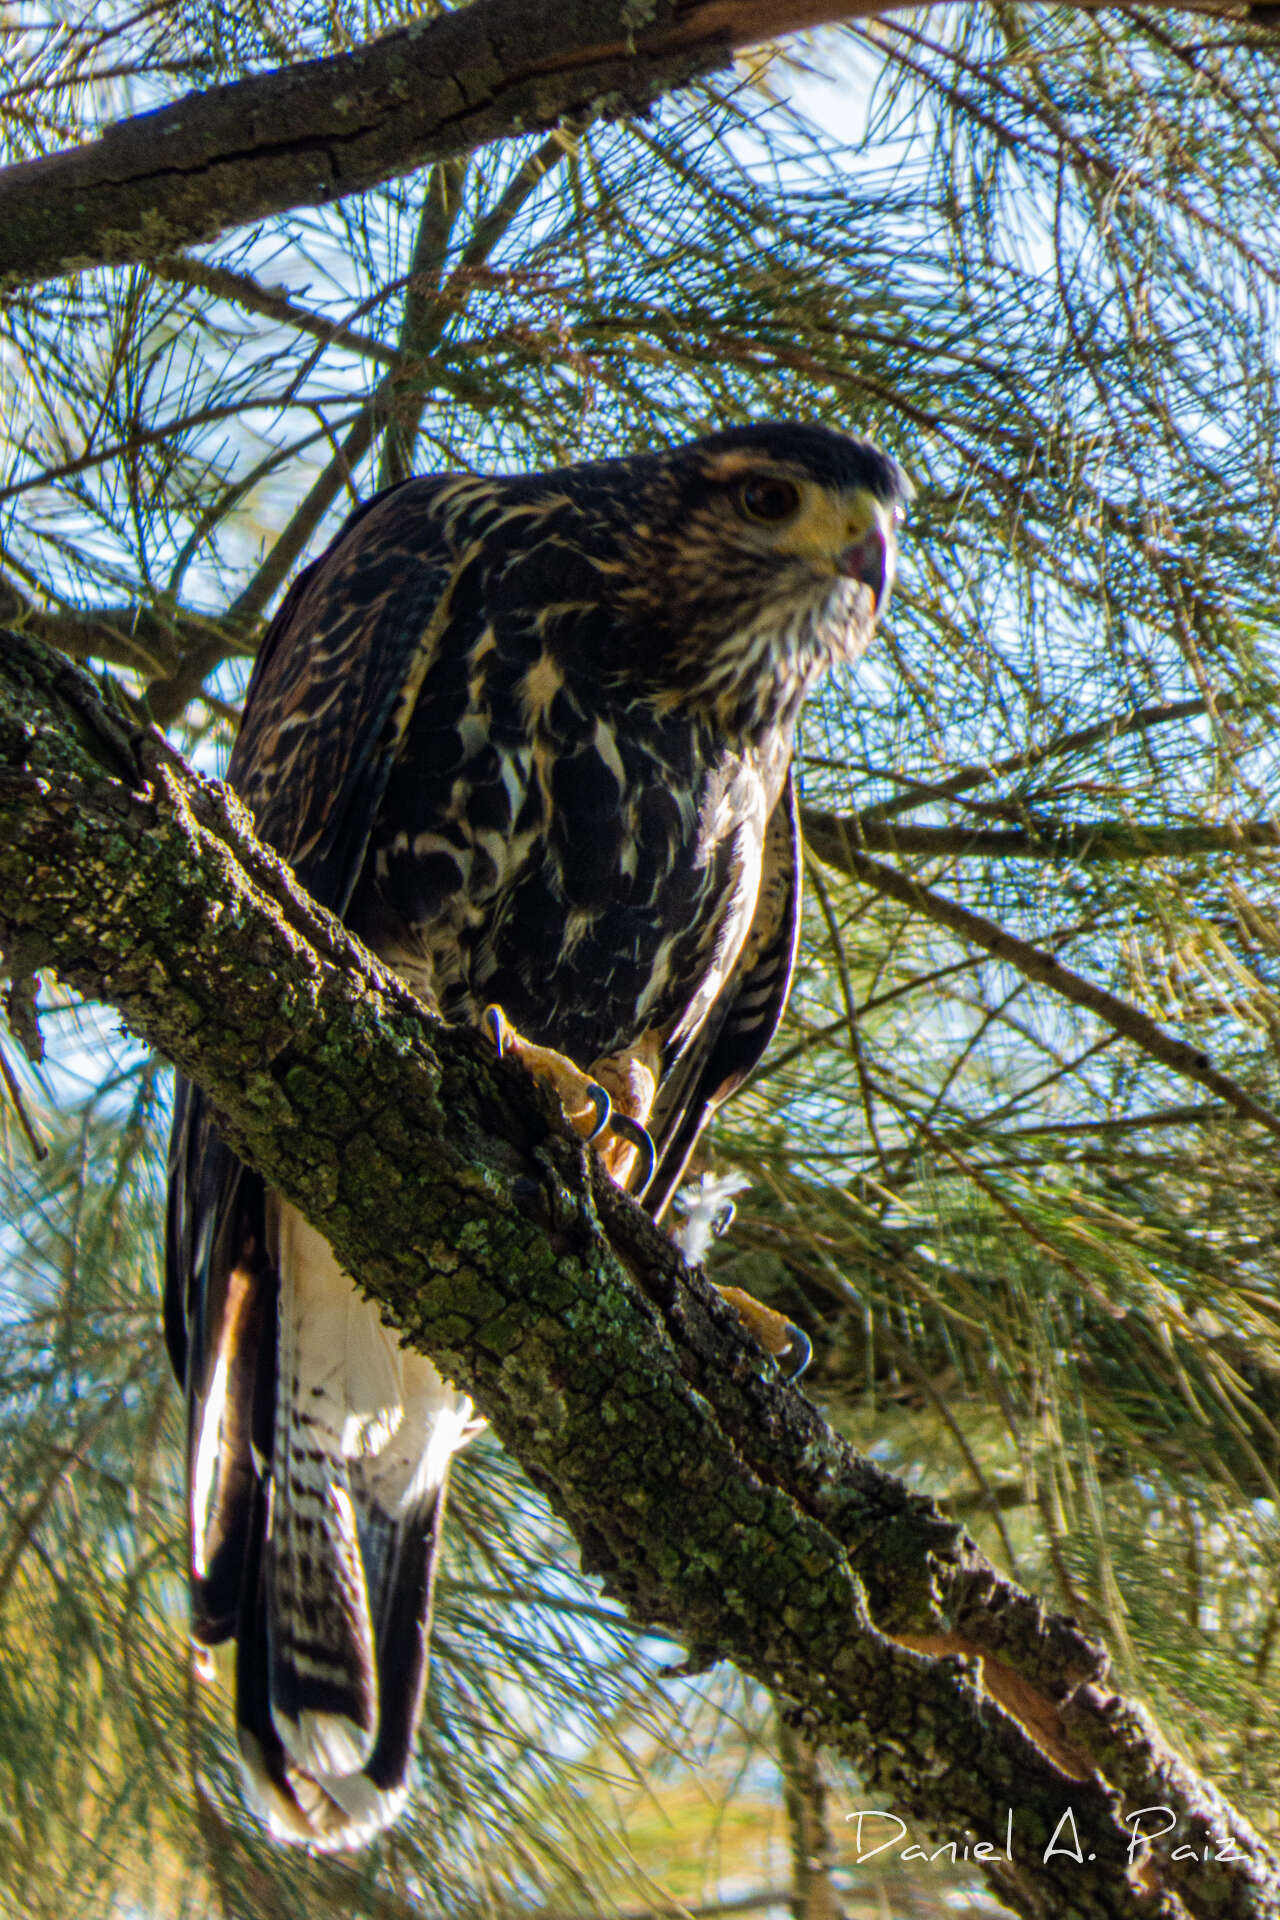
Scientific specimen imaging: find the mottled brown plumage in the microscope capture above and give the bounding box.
[166,421,908,1847]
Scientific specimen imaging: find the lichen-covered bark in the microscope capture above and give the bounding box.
[1,629,1277,1920]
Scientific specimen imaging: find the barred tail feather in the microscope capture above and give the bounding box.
[232,1199,471,1849]
[236,1477,448,1849]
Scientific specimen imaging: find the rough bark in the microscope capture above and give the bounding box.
[0,0,881,294]
[0,0,1256,296]
[2,627,1278,1920]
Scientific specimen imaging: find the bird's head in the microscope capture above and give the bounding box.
[600,421,911,737]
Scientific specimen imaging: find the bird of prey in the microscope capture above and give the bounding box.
[166,420,909,1849]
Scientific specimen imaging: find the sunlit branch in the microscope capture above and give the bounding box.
[802,811,1280,860]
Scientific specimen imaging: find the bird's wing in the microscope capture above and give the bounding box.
[165,1073,274,1645]
[644,769,801,1220]
[229,479,460,908]
[166,478,477,1845]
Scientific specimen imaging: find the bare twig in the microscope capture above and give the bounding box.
[150,256,398,366]
[834,695,1242,825]
[802,812,1280,861]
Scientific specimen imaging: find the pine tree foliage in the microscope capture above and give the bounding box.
[3,0,1280,1911]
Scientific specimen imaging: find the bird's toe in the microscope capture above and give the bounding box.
[483,1004,614,1141]
[714,1285,812,1379]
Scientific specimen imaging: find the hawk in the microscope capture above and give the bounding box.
[166,421,908,1848]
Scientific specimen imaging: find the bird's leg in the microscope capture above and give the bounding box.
[483,1008,661,1185]
[485,1010,809,1377]
[671,1178,810,1377]
[575,1037,812,1377]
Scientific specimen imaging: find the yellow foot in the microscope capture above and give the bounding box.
[715,1285,812,1380]
[484,1008,657,1191]
[484,1006,612,1140]
[589,1046,660,1193]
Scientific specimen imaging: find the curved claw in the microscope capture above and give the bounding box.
[715,1285,812,1381]
[777,1320,812,1382]
[711,1200,737,1240]
[581,1082,612,1142]
[485,1004,612,1143]
[608,1112,657,1194]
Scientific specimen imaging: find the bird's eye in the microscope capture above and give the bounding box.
[737,476,801,524]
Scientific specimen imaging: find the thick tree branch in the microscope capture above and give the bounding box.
[0,570,241,684]
[0,0,868,294]
[2,628,1278,1919]
[0,0,1257,297]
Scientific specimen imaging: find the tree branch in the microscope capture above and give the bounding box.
[0,0,863,294]
[1,0,1258,298]
[149,256,400,366]
[831,695,1243,826]
[801,810,1280,861]
[0,570,240,684]
[2,628,1277,1919]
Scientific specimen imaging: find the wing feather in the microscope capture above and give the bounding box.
[644,771,801,1218]
[166,1078,275,1643]
[229,480,457,908]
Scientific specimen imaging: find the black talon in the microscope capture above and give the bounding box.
[609,1113,657,1194]
[583,1082,612,1141]
[778,1321,812,1382]
[711,1200,737,1239]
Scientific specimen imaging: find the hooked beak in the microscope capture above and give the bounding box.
[836,518,895,614]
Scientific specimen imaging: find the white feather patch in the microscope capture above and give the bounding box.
[672,1171,750,1264]
[264,1199,474,1789]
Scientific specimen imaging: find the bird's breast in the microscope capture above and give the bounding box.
[357,641,777,1067]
